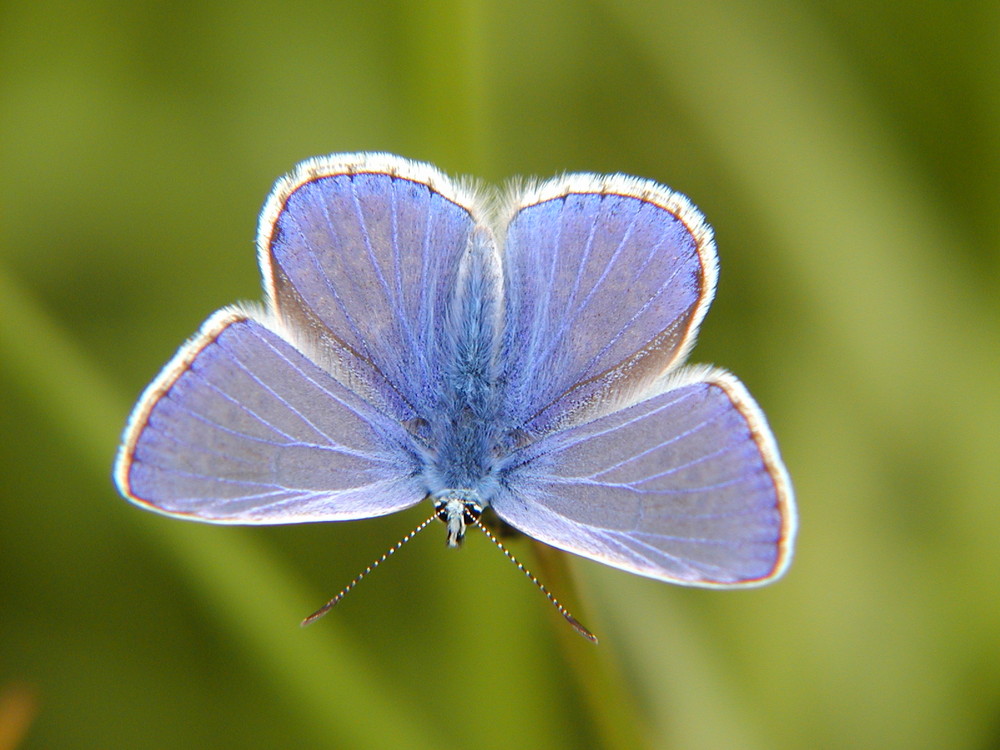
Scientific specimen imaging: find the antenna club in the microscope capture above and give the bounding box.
[470,516,598,644]
[301,510,439,626]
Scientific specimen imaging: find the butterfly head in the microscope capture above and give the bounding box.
[432,489,484,548]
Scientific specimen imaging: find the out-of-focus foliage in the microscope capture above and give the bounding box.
[1,1,997,748]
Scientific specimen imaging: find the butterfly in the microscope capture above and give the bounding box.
[114,153,796,638]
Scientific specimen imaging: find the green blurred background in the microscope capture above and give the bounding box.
[2,1,998,748]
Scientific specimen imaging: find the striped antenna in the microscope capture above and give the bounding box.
[471,515,598,644]
[301,509,440,626]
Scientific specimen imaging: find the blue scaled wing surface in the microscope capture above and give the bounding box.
[115,310,425,523]
[491,174,795,585]
[116,153,486,522]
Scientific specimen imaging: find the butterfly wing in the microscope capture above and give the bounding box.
[114,309,425,523]
[498,173,717,433]
[494,175,793,583]
[492,368,795,585]
[258,153,484,420]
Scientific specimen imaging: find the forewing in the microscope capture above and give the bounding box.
[114,309,425,524]
[499,174,717,433]
[258,153,484,419]
[492,368,795,585]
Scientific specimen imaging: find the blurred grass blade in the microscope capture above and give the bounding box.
[395,1,492,170]
[0,265,445,750]
[603,0,1000,440]
[599,2,1000,746]
[590,572,768,750]
[531,542,653,750]
[0,683,39,750]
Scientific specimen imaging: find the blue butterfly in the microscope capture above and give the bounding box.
[115,153,796,637]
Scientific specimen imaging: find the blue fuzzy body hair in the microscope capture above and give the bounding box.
[423,230,507,503]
